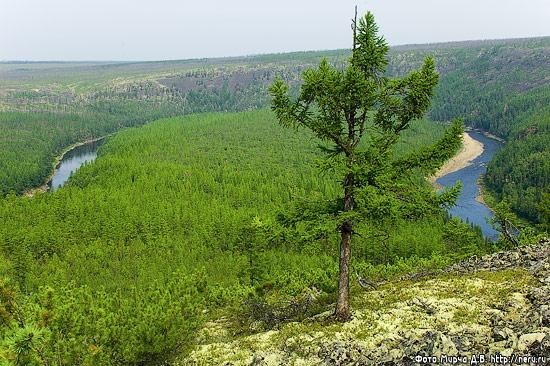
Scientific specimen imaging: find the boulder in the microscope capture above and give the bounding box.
[403,330,457,357]
[492,327,515,342]
[517,332,546,351]
[318,341,367,366]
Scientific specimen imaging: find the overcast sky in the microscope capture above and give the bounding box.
[1,0,549,61]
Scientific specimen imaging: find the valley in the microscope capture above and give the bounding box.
[0,21,548,365]
[1,37,548,230]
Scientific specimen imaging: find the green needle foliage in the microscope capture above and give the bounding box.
[269,10,463,320]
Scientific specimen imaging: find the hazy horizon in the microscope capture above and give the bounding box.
[3,35,549,64]
[2,0,549,62]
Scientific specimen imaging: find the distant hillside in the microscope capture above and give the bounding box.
[2,38,547,121]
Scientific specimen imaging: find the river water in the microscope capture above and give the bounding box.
[436,131,503,240]
[48,139,104,191]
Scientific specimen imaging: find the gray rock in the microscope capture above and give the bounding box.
[492,327,515,342]
[403,331,457,357]
[447,239,549,274]
[527,333,550,357]
[318,341,367,366]
[517,332,546,351]
[527,287,550,327]
[249,354,266,366]
[541,305,550,327]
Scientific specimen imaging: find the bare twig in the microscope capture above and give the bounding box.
[355,270,377,290]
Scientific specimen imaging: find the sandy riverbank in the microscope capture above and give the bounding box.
[429,132,484,186]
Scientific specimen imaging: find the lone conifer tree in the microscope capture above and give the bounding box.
[269,9,463,321]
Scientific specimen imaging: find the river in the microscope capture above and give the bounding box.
[48,139,104,191]
[436,130,503,240]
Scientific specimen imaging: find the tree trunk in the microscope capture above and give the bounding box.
[501,219,519,246]
[335,221,352,320]
[335,172,354,321]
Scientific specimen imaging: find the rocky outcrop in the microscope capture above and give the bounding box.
[450,238,550,341]
[326,239,550,365]
[447,238,550,275]
[178,239,549,366]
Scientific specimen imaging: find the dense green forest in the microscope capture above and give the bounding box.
[484,103,550,230]
[0,110,487,364]
[1,37,549,227]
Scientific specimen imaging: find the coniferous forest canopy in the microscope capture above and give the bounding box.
[0,29,549,364]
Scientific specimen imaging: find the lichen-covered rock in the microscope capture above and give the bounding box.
[517,332,546,351]
[528,333,550,357]
[317,341,368,365]
[401,330,457,357]
[491,327,515,342]
[447,239,549,274]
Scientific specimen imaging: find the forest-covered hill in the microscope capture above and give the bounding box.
[1,37,548,227]
[0,110,486,364]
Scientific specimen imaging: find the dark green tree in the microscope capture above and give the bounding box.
[269,9,463,320]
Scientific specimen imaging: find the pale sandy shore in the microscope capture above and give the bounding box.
[429,132,484,186]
